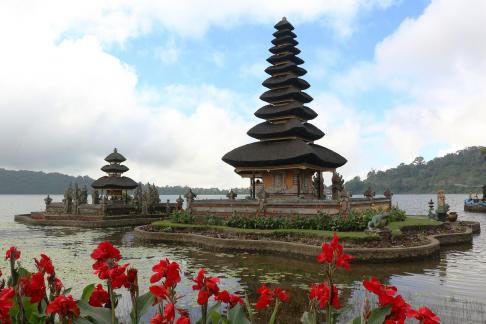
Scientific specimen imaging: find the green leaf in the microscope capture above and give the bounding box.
[77,300,115,324]
[301,311,317,324]
[74,317,96,324]
[209,310,222,324]
[243,293,254,324]
[130,292,154,323]
[81,284,96,302]
[351,317,361,324]
[368,306,392,324]
[227,303,250,324]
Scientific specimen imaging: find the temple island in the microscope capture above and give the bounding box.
[15,149,181,227]
[188,18,391,218]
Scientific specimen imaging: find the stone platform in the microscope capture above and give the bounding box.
[14,212,164,228]
[133,221,480,263]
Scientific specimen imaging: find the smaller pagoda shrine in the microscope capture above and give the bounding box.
[91,148,138,200]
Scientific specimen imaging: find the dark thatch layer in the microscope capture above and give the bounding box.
[101,164,129,173]
[91,176,138,190]
[274,18,294,30]
[262,74,309,89]
[105,150,126,163]
[222,139,346,169]
[260,86,313,104]
[254,102,317,120]
[247,119,324,141]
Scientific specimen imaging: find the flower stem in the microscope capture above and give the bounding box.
[269,300,280,324]
[201,303,208,324]
[108,281,116,324]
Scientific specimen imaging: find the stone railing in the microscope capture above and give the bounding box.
[189,197,391,218]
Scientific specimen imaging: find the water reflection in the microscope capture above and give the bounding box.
[1,194,485,322]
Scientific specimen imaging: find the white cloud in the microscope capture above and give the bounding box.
[333,0,486,167]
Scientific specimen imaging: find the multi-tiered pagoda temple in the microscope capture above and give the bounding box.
[91,148,138,199]
[223,17,347,200]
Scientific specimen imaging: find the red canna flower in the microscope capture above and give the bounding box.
[192,268,220,305]
[127,268,138,287]
[89,284,110,307]
[363,277,413,323]
[150,304,189,324]
[151,259,181,288]
[214,290,244,307]
[19,272,46,303]
[309,283,341,309]
[5,246,20,261]
[317,233,354,269]
[363,277,398,306]
[149,284,168,304]
[176,316,191,324]
[54,277,63,292]
[273,287,290,302]
[164,303,175,322]
[150,313,165,324]
[0,288,15,324]
[255,284,290,310]
[90,241,121,263]
[46,294,80,321]
[35,254,55,275]
[107,263,130,289]
[408,307,440,324]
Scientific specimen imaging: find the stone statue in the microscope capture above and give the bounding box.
[226,189,237,200]
[427,199,435,219]
[436,190,449,221]
[384,188,393,199]
[339,190,351,218]
[312,172,325,199]
[92,189,100,205]
[176,195,184,211]
[133,183,143,211]
[367,212,390,230]
[73,183,80,215]
[364,187,375,200]
[166,199,171,214]
[151,184,161,204]
[44,195,52,210]
[63,184,73,214]
[184,188,196,211]
[80,185,88,204]
[331,172,344,200]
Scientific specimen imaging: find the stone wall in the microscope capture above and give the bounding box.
[190,197,391,218]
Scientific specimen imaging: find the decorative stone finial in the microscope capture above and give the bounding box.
[282,17,287,21]
[114,147,118,153]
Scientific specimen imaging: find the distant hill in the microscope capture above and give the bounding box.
[0,169,94,194]
[345,146,486,194]
[0,168,248,195]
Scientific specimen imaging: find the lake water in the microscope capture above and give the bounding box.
[0,194,485,323]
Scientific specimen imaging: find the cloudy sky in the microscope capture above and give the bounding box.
[0,0,485,188]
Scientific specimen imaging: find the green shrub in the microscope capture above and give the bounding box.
[169,210,195,224]
[388,206,406,222]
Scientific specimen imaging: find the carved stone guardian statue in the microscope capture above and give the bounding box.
[44,195,52,210]
[184,189,197,211]
[226,189,237,200]
[176,195,184,211]
[331,172,344,200]
[364,187,375,200]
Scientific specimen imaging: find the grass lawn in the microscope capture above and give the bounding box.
[386,216,441,235]
[152,220,374,240]
[152,216,442,241]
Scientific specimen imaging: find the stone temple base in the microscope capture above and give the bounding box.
[189,197,391,218]
[14,212,165,228]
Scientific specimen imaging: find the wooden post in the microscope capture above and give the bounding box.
[297,172,301,197]
[251,176,256,199]
[317,171,322,199]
